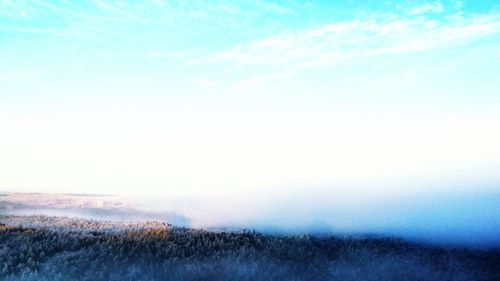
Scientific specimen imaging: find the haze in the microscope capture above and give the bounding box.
[1,0,499,247]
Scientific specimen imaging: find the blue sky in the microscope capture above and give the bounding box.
[1,0,500,200]
[1,0,499,102]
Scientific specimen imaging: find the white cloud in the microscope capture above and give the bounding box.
[147,50,197,60]
[454,1,463,10]
[197,12,500,72]
[409,2,444,15]
[261,2,293,15]
[0,25,63,35]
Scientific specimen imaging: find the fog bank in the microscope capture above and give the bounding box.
[134,187,500,248]
[2,188,499,248]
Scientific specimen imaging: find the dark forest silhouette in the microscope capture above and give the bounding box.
[1,216,499,281]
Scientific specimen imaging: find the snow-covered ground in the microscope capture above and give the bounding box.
[0,214,169,233]
[0,192,133,210]
[0,192,189,226]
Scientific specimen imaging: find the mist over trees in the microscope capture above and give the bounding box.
[1,216,499,281]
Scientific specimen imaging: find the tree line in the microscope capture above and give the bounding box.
[0,220,499,281]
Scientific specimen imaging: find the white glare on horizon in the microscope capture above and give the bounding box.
[0,104,499,198]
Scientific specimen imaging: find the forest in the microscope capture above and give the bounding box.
[0,215,499,281]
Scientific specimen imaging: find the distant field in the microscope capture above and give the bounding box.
[0,215,499,281]
[0,192,189,226]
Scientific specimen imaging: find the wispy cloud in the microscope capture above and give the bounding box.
[147,50,198,60]
[2,1,499,91]
[260,2,294,15]
[0,25,64,35]
[409,1,444,15]
[196,12,500,71]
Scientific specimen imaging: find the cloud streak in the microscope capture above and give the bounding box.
[198,13,500,71]
[409,1,444,15]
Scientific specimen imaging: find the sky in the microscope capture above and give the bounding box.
[1,1,500,242]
